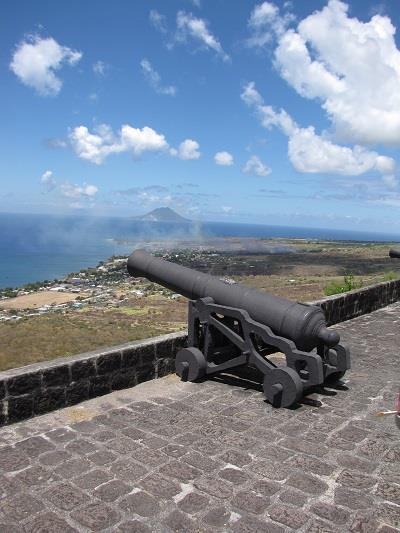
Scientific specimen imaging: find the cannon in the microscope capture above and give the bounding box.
[127,250,350,407]
[389,248,400,258]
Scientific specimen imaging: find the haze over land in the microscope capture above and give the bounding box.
[2,1,400,234]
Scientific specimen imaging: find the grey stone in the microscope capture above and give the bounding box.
[286,471,329,495]
[88,449,117,466]
[119,490,160,517]
[218,449,252,466]
[66,380,90,405]
[74,468,114,490]
[373,504,400,529]
[110,459,147,482]
[117,520,152,533]
[39,450,72,466]
[249,459,289,481]
[0,492,44,522]
[54,457,92,479]
[178,491,209,514]
[71,501,120,530]
[23,512,78,533]
[268,503,308,528]
[376,482,400,506]
[218,467,249,485]
[183,451,219,472]
[159,460,200,482]
[164,509,200,532]
[94,479,132,502]
[96,351,121,375]
[65,438,94,455]
[278,489,308,506]
[140,473,181,499]
[231,490,269,514]
[162,444,187,458]
[334,486,373,510]
[43,482,91,510]
[311,501,350,524]
[194,476,233,499]
[306,520,338,533]
[336,469,377,489]
[203,507,231,528]
[15,436,55,457]
[0,446,30,471]
[34,387,66,415]
[288,454,335,476]
[16,465,59,486]
[232,515,284,533]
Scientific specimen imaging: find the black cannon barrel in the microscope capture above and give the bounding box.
[127,250,339,351]
[389,248,400,258]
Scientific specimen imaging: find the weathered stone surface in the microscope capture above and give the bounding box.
[0,304,397,532]
[119,490,160,517]
[42,365,70,387]
[8,394,34,422]
[7,372,41,396]
[71,501,120,530]
[71,359,96,380]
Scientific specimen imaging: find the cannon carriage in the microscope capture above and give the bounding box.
[127,250,350,407]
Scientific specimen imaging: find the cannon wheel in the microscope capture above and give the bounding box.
[324,370,346,385]
[263,367,303,408]
[175,347,207,382]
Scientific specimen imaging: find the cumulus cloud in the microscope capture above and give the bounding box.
[10,36,82,96]
[241,82,396,178]
[176,11,229,61]
[69,123,169,164]
[243,155,271,177]
[149,9,168,34]
[256,0,400,146]
[140,59,176,96]
[214,151,234,166]
[60,182,98,199]
[172,139,201,160]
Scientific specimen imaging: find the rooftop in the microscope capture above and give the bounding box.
[0,303,399,532]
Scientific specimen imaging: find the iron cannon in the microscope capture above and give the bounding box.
[127,250,350,407]
[389,248,400,258]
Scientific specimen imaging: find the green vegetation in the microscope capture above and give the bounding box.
[324,273,363,296]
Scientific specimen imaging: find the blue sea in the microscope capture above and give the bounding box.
[1,212,399,289]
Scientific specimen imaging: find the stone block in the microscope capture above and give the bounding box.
[71,502,120,530]
[121,346,141,368]
[42,365,70,387]
[89,374,112,398]
[7,394,34,422]
[71,358,96,380]
[24,512,77,533]
[34,386,66,415]
[96,351,122,375]
[119,490,160,517]
[66,380,90,405]
[43,482,91,511]
[7,372,41,396]
[178,491,209,514]
[111,370,136,391]
[94,479,132,502]
[0,380,6,400]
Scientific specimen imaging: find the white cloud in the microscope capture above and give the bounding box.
[149,9,167,34]
[10,36,82,96]
[69,123,169,164]
[270,0,400,145]
[140,59,176,96]
[247,1,294,47]
[222,206,233,213]
[176,11,229,61]
[61,182,98,199]
[243,155,271,177]
[93,60,107,76]
[40,170,56,191]
[241,82,396,177]
[174,139,201,160]
[214,151,234,166]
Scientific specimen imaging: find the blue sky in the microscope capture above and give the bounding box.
[2,0,400,232]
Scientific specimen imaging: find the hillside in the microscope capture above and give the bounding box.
[133,207,191,223]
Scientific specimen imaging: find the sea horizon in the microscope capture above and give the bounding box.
[1,212,399,289]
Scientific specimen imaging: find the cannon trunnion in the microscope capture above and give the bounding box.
[127,250,350,408]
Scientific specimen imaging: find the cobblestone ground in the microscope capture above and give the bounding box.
[0,303,399,532]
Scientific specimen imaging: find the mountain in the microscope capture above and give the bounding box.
[133,207,191,223]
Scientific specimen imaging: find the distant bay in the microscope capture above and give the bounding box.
[1,212,399,289]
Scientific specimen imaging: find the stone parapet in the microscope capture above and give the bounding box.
[0,277,399,426]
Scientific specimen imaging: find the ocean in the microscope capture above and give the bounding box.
[1,212,399,289]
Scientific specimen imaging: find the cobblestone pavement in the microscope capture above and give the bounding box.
[0,304,399,532]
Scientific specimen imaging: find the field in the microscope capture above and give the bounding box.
[0,291,78,310]
[0,238,398,371]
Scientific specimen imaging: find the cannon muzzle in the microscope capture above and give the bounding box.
[389,248,400,258]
